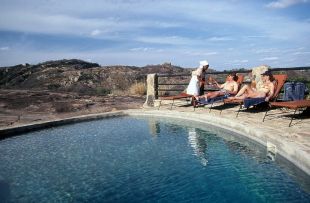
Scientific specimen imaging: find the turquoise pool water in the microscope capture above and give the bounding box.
[0,116,309,202]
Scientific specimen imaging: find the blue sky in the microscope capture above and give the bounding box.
[0,0,309,70]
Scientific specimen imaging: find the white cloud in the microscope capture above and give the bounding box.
[244,35,267,39]
[0,11,111,36]
[0,0,309,42]
[292,51,310,55]
[129,47,156,52]
[0,1,184,37]
[0,0,309,69]
[232,59,249,63]
[90,29,102,36]
[0,47,9,51]
[208,37,234,41]
[224,59,249,66]
[286,58,297,62]
[260,57,279,61]
[266,0,308,9]
[135,36,197,46]
[204,52,218,56]
[184,50,218,56]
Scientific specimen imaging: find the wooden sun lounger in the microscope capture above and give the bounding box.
[263,100,310,127]
[223,74,288,117]
[193,74,245,111]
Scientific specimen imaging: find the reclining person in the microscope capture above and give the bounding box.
[228,70,275,102]
[199,73,239,100]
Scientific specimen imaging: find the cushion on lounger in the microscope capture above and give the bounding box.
[243,97,266,108]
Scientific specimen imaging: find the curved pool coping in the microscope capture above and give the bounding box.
[0,109,309,176]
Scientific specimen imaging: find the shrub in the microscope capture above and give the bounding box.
[129,82,146,95]
[47,84,61,90]
[78,73,95,81]
[110,89,126,96]
[95,87,111,96]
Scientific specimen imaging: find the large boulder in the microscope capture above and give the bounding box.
[251,65,270,83]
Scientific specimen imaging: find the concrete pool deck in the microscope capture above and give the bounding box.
[0,105,309,176]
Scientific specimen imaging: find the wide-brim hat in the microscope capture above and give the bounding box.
[261,70,272,76]
[199,60,209,68]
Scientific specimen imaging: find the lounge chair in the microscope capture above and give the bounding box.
[222,74,288,117]
[262,100,310,127]
[194,74,244,111]
[157,92,193,109]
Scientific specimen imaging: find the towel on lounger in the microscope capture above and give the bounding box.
[243,97,265,108]
[197,97,209,105]
[197,94,229,105]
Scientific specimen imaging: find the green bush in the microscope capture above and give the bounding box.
[95,87,111,96]
[47,84,61,90]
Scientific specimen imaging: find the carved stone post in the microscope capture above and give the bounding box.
[143,74,158,108]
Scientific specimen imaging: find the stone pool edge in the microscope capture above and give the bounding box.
[0,111,127,138]
[0,109,309,176]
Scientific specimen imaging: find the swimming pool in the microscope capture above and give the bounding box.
[0,116,309,202]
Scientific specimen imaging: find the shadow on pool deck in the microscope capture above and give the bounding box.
[157,99,309,126]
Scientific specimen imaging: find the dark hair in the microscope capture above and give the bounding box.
[264,73,275,82]
[202,65,209,71]
[269,74,275,82]
[261,70,274,81]
[229,73,238,81]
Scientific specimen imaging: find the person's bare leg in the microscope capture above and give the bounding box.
[247,92,266,98]
[228,86,245,99]
[208,91,224,99]
[235,85,250,97]
[227,85,252,100]
[197,93,207,100]
[233,95,247,99]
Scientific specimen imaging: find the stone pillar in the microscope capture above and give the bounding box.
[143,74,158,108]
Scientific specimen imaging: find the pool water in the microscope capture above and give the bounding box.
[0,117,309,202]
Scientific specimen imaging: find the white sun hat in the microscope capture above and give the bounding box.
[199,60,209,68]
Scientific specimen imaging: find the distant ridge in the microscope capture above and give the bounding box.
[0,59,192,92]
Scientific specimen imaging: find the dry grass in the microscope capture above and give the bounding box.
[53,101,74,112]
[110,89,127,96]
[129,82,146,96]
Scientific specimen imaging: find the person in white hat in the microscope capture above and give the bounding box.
[186,60,209,96]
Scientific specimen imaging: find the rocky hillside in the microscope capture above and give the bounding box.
[1,59,309,94]
[0,59,191,95]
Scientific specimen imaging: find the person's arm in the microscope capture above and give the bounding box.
[213,79,222,88]
[265,83,275,101]
[229,82,238,95]
[193,68,202,75]
[192,68,203,81]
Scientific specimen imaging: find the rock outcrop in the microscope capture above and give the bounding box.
[0,59,191,94]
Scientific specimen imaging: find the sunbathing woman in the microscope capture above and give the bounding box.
[199,73,239,100]
[228,70,275,102]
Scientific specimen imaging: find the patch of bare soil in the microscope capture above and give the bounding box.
[0,89,145,128]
